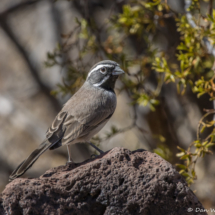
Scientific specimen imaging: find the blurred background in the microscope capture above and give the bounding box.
[0,0,215,213]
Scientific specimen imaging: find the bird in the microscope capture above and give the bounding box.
[9,60,124,181]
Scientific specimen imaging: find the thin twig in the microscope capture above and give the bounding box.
[184,0,215,125]
[185,0,215,57]
[0,16,61,112]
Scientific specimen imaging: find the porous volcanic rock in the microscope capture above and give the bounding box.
[0,147,206,215]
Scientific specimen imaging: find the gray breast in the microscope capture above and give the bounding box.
[63,83,117,118]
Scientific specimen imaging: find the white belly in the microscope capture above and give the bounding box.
[69,119,108,144]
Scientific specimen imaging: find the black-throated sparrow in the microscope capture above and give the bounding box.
[9,60,124,181]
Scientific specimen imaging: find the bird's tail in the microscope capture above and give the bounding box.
[9,139,54,181]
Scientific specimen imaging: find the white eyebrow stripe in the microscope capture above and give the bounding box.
[88,64,113,78]
[93,75,110,87]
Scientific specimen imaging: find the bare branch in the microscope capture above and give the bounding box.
[209,0,213,16]
[0,1,61,112]
[0,0,42,16]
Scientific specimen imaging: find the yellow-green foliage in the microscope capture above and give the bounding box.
[45,0,215,185]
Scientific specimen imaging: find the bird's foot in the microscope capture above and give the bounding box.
[91,150,105,158]
[88,142,104,154]
[66,160,75,166]
[91,154,98,158]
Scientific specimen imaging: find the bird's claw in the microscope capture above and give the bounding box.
[91,154,99,158]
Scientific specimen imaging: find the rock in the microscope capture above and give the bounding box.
[0,147,206,215]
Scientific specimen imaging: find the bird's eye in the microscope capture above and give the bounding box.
[100,67,107,74]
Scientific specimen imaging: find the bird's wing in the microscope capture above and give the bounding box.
[46,111,68,146]
[62,109,112,143]
[46,106,113,146]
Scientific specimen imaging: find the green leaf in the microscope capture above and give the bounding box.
[179,169,185,174]
[176,152,185,157]
[202,141,208,146]
[150,99,160,105]
[180,154,190,160]
[206,143,215,148]
[176,164,187,170]
[177,146,186,152]
[194,143,202,148]
[181,172,190,178]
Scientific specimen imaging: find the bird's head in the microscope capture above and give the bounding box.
[86,60,124,91]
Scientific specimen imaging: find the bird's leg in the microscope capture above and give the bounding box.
[88,142,104,154]
[66,145,73,164]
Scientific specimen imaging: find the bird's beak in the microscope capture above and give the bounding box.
[112,66,125,76]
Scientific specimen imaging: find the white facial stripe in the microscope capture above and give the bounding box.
[93,75,110,87]
[88,64,113,78]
